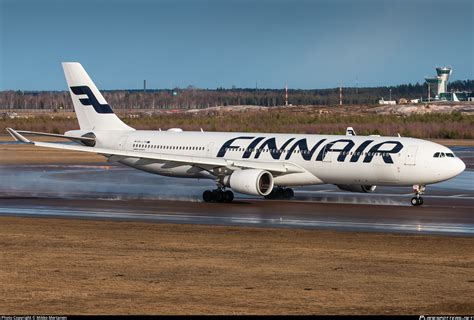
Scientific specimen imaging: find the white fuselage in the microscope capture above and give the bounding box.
[91,129,466,187]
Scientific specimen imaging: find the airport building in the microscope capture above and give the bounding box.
[424,67,473,102]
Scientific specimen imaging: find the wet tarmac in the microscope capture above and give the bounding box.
[0,146,472,236]
[0,197,473,236]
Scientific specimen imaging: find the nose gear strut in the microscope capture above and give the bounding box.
[411,184,425,206]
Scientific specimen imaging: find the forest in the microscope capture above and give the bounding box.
[1,80,473,111]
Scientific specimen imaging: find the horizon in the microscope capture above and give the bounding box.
[1,0,473,91]
[2,79,473,92]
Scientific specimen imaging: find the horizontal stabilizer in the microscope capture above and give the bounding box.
[6,128,95,144]
[6,128,32,143]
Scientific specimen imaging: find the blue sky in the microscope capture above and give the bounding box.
[1,0,473,90]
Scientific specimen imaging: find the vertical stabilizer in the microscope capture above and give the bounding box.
[62,62,134,131]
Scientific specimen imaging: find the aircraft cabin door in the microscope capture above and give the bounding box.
[118,135,128,149]
[404,146,418,166]
[206,142,215,157]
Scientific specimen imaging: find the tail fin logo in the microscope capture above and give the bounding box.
[70,86,114,114]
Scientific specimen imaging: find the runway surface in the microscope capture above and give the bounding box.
[0,146,472,236]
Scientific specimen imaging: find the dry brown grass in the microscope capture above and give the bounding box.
[0,135,103,164]
[0,144,103,164]
[2,107,474,139]
[428,139,474,146]
[0,217,473,315]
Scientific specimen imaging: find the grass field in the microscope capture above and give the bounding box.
[0,135,103,164]
[2,107,474,139]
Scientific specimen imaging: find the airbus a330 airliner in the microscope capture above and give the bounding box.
[7,63,466,206]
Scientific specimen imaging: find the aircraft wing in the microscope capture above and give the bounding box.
[7,128,305,175]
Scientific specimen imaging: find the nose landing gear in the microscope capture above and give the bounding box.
[411,184,425,206]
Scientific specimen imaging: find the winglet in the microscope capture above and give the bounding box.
[345,127,356,136]
[6,128,32,143]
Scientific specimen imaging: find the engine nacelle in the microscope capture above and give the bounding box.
[222,169,274,196]
[336,184,377,193]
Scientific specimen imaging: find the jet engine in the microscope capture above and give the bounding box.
[336,184,377,193]
[222,169,274,196]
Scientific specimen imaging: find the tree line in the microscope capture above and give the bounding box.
[1,80,472,111]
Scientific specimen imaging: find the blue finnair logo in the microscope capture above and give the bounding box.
[217,136,404,164]
[70,86,114,114]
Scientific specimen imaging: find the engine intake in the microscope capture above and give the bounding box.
[222,169,274,196]
[336,184,376,193]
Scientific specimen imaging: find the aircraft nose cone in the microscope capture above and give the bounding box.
[449,158,466,178]
[453,158,466,177]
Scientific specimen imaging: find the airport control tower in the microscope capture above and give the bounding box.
[435,67,451,94]
[425,66,452,98]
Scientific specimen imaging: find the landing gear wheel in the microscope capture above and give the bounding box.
[223,190,234,203]
[275,188,285,199]
[265,187,294,200]
[212,190,223,203]
[411,184,426,206]
[202,189,234,203]
[283,188,294,199]
[411,196,424,206]
[203,190,212,202]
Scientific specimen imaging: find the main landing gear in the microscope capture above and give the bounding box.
[202,188,234,203]
[264,187,295,200]
[411,184,425,206]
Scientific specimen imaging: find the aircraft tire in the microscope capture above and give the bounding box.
[411,196,423,206]
[212,190,223,203]
[224,190,234,203]
[203,190,213,202]
[275,188,285,199]
[283,188,294,199]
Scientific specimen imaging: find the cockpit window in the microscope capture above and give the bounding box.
[434,152,456,158]
[434,152,454,158]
